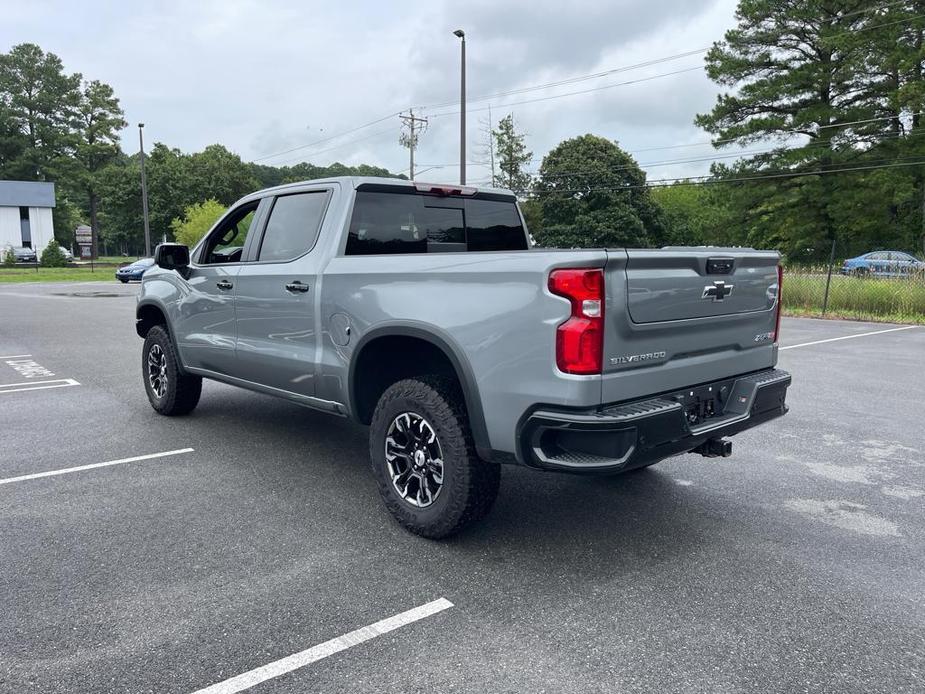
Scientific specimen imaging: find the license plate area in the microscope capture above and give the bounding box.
[668,377,738,428]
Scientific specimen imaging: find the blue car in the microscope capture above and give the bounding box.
[115,258,155,283]
[840,250,925,277]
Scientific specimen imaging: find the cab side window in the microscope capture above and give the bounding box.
[200,202,259,264]
[257,191,329,262]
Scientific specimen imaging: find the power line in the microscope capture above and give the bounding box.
[527,124,925,179]
[250,51,709,164]
[421,48,709,110]
[268,127,397,167]
[248,4,925,168]
[252,112,400,163]
[520,159,925,194]
[429,65,705,119]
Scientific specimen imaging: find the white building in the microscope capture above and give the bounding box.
[0,181,56,251]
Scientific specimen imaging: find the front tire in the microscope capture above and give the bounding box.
[142,325,202,415]
[369,376,500,539]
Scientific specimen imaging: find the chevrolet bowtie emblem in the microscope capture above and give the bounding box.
[702,280,734,302]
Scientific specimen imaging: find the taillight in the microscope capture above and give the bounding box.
[549,268,604,375]
[413,182,477,196]
[774,264,783,344]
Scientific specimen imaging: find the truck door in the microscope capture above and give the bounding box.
[232,188,332,397]
[173,200,263,375]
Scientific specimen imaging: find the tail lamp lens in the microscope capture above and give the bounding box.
[548,268,604,375]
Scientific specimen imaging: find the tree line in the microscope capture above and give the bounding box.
[6,0,925,264]
[524,1,925,261]
[0,43,393,255]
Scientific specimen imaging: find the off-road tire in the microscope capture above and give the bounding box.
[142,325,202,416]
[369,376,500,539]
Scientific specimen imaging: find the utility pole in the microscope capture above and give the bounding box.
[399,109,428,180]
[487,104,496,187]
[476,105,496,188]
[453,29,466,185]
[138,123,151,256]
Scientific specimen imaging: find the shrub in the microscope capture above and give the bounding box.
[40,243,67,267]
[783,271,925,322]
[170,199,226,248]
[2,247,15,267]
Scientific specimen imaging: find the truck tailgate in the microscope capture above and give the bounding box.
[601,248,780,405]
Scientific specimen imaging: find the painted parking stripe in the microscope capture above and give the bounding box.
[0,448,194,486]
[190,598,454,694]
[0,354,32,359]
[0,378,80,394]
[780,325,920,351]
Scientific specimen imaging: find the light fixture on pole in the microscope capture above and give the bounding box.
[138,123,152,257]
[453,29,466,185]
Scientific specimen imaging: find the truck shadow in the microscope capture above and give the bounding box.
[189,390,730,577]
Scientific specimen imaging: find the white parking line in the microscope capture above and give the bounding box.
[780,325,920,351]
[0,448,194,486]
[0,354,32,359]
[0,378,80,394]
[190,597,454,694]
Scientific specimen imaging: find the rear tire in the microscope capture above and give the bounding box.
[142,325,202,416]
[369,376,500,539]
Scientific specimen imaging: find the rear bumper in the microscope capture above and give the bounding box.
[518,368,790,473]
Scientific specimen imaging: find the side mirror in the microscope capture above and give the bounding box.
[154,243,190,271]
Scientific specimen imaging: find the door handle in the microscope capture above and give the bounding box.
[216,280,233,290]
[285,281,310,293]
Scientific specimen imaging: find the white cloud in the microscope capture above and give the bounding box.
[1,0,740,184]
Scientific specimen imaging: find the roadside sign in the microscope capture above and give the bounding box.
[75,225,92,242]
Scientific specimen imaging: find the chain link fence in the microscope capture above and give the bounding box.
[784,251,925,324]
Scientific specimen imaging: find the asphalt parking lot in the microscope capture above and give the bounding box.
[1,281,923,694]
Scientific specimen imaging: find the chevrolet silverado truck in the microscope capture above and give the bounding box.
[136,177,790,538]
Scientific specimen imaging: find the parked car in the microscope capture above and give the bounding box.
[135,177,790,538]
[840,250,925,277]
[11,246,37,263]
[58,246,74,261]
[115,258,155,282]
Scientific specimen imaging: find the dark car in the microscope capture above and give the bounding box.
[115,258,155,283]
[11,246,37,263]
[841,250,925,277]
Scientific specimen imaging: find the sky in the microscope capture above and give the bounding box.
[1,0,743,185]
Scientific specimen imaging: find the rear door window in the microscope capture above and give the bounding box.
[345,191,527,255]
[258,191,329,262]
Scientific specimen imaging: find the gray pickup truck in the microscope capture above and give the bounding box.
[136,177,790,537]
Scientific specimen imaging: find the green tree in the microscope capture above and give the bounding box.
[532,134,665,248]
[145,143,195,239]
[493,114,532,193]
[2,247,15,266]
[170,199,226,247]
[188,144,258,204]
[0,43,81,181]
[52,194,85,246]
[40,242,66,267]
[651,183,731,246]
[74,79,127,255]
[694,1,908,260]
[96,156,143,254]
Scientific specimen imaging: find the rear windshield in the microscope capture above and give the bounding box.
[345,191,528,255]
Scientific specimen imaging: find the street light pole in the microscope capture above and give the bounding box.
[453,29,466,185]
[138,123,152,257]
